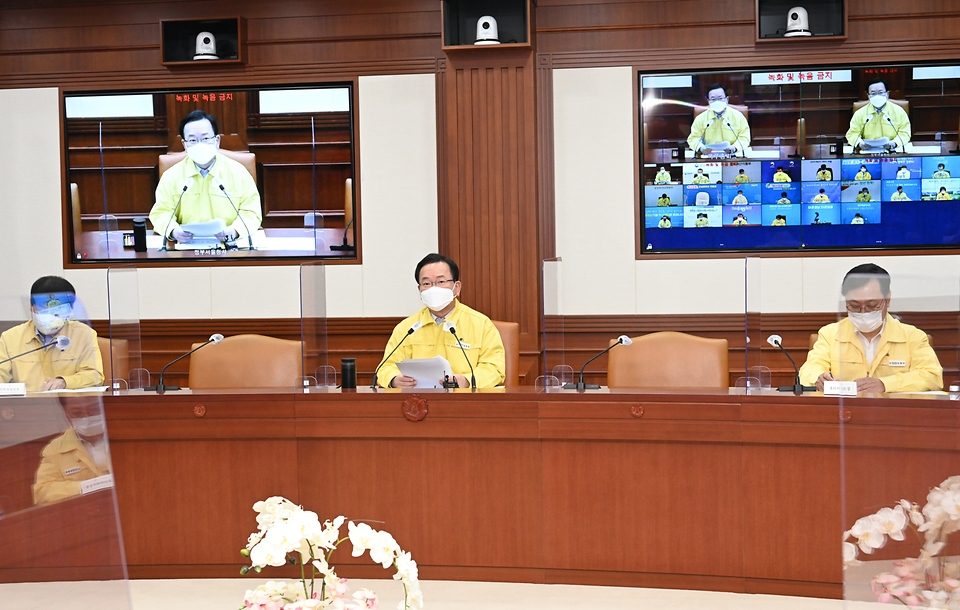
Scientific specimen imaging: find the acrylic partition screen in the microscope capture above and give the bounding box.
[105,267,144,391]
[300,263,330,387]
[540,258,570,387]
[640,62,960,254]
[838,272,959,607]
[742,255,771,389]
[0,395,131,609]
[64,84,357,265]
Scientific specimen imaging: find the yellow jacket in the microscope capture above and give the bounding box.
[0,320,103,391]
[376,301,505,388]
[33,428,111,505]
[734,174,750,184]
[654,171,671,184]
[149,153,262,239]
[854,170,872,181]
[773,172,791,183]
[687,106,751,153]
[891,191,910,201]
[845,102,912,148]
[691,174,711,184]
[816,169,832,181]
[937,191,952,201]
[812,194,830,203]
[799,315,942,392]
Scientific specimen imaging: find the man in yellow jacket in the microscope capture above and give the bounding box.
[686,85,751,156]
[0,276,104,392]
[845,80,911,151]
[799,263,942,393]
[376,253,505,389]
[33,395,113,505]
[149,110,262,246]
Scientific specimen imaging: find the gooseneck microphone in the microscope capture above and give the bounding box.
[159,178,193,251]
[855,115,873,150]
[564,335,633,391]
[212,176,255,250]
[767,335,815,394]
[146,334,223,394]
[443,322,475,390]
[0,335,72,366]
[330,218,355,252]
[884,115,907,152]
[371,321,422,388]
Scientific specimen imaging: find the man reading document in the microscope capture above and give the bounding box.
[845,80,911,151]
[376,254,505,389]
[687,85,751,157]
[799,264,941,393]
[149,110,262,246]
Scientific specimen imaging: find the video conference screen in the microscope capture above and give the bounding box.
[63,83,356,264]
[640,63,960,253]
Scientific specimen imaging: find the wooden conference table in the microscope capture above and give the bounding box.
[83,387,958,598]
[3,388,957,598]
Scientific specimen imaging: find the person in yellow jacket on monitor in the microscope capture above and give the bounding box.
[686,85,751,156]
[845,80,911,151]
[937,186,952,201]
[799,263,942,393]
[773,167,791,183]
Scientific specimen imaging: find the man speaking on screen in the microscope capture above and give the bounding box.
[686,85,751,157]
[845,80,911,151]
[149,110,262,246]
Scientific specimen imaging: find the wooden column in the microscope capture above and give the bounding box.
[437,43,542,381]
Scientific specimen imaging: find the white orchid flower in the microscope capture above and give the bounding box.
[348,521,377,557]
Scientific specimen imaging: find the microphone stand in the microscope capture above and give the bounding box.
[565,342,621,391]
[159,182,191,252]
[145,338,218,394]
[0,339,64,366]
[215,180,255,250]
[447,326,476,390]
[772,339,814,395]
[371,324,420,389]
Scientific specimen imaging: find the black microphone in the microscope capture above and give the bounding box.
[0,336,71,366]
[330,218,355,252]
[854,115,873,150]
[564,335,632,391]
[213,176,255,250]
[159,178,193,251]
[768,335,815,394]
[443,322,475,389]
[723,121,741,157]
[146,333,223,393]
[371,321,422,388]
[884,115,907,152]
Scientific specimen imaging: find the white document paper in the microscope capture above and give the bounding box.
[181,218,227,237]
[397,356,454,389]
[41,386,108,394]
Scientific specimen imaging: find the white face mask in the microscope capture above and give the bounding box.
[869,94,887,109]
[420,286,455,312]
[33,311,66,336]
[849,310,884,333]
[72,414,105,437]
[709,100,727,114]
[186,142,217,166]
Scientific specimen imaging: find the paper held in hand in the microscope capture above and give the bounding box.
[397,355,453,389]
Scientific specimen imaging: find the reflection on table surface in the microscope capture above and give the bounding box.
[76,227,349,260]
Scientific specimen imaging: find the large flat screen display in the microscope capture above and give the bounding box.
[63,83,356,264]
[640,63,960,253]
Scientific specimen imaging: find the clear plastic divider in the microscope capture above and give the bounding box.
[0,394,131,608]
[105,268,143,391]
[300,263,328,389]
[540,258,568,387]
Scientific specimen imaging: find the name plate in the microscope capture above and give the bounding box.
[824,380,858,397]
[80,474,115,495]
[0,383,27,397]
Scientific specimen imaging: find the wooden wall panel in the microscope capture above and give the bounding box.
[439,49,541,355]
[91,311,959,391]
